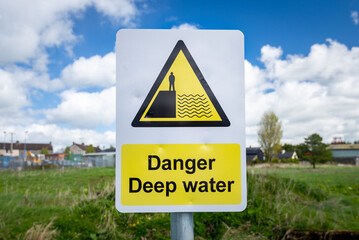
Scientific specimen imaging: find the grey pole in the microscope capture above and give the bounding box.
[171,212,194,240]
[10,132,14,155]
[3,131,6,153]
[24,131,28,161]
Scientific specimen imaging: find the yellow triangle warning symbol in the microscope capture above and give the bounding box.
[132,40,230,127]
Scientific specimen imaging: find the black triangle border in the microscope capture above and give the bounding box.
[132,40,230,127]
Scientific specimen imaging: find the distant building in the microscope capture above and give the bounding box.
[328,144,359,165]
[0,141,53,157]
[46,153,67,161]
[277,150,298,160]
[83,152,115,167]
[246,147,264,164]
[70,142,102,155]
[103,148,115,152]
[65,154,83,162]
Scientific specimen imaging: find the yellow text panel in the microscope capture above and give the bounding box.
[121,143,241,206]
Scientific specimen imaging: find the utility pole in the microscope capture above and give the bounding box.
[10,132,14,155]
[3,131,6,155]
[24,131,28,161]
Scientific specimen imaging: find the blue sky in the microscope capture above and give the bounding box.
[146,1,359,60]
[50,0,359,74]
[0,0,358,151]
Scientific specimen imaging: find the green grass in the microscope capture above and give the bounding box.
[0,168,115,239]
[251,165,359,187]
[251,166,359,208]
[248,166,359,233]
[0,165,358,239]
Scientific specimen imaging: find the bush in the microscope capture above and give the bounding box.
[292,158,299,164]
[279,158,299,164]
[272,158,279,163]
[251,158,261,165]
[195,212,228,239]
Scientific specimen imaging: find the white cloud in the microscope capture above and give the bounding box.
[0,69,30,122]
[40,18,77,48]
[93,0,138,26]
[0,0,140,65]
[0,0,138,130]
[260,45,283,65]
[245,40,359,146]
[45,87,115,128]
[351,11,359,25]
[260,39,359,96]
[0,66,67,126]
[171,23,199,30]
[61,52,116,89]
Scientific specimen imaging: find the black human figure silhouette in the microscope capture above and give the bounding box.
[169,72,175,91]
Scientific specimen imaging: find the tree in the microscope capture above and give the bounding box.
[85,144,96,153]
[64,146,71,154]
[304,133,332,168]
[257,111,283,163]
[295,143,309,160]
[40,147,49,155]
[282,143,295,152]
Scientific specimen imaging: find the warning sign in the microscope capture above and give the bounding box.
[132,40,230,127]
[116,29,246,213]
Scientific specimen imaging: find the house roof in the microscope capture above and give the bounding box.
[277,151,295,159]
[246,147,264,162]
[328,144,359,150]
[72,142,102,153]
[103,148,115,152]
[0,142,53,151]
[246,147,263,155]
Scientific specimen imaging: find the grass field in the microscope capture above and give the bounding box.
[0,165,358,239]
[0,168,115,239]
[248,165,359,237]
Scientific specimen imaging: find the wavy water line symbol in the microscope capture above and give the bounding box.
[178,110,212,115]
[178,100,208,105]
[177,107,210,112]
[178,103,209,108]
[178,97,207,101]
[178,94,204,98]
[177,93,213,119]
[178,114,213,118]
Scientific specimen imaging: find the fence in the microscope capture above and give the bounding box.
[0,155,115,170]
[332,157,359,165]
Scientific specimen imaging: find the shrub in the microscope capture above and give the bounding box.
[292,158,299,164]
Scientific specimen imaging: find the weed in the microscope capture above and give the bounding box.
[24,220,57,240]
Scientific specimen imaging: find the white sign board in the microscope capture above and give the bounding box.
[116,29,246,213]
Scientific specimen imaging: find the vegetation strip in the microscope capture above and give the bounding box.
[0,166,358,239]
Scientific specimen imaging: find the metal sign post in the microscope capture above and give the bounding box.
[171,212,193,240]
